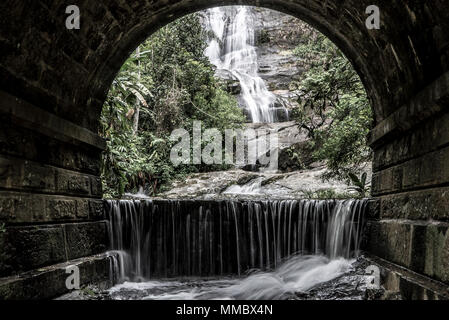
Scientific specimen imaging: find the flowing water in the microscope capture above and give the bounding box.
[107,256,358,300]
[123,186,150,200]
[105,199,368,300]
[203,6,287,123]
[223,177,264,195]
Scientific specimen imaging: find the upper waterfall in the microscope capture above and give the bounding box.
[203,6,286,123]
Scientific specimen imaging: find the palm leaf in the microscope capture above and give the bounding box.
[128,88,148,108]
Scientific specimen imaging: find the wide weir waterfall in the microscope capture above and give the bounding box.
[105,199,369,299]
[203,6,288,123]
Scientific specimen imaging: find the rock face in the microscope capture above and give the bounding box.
[1,0,449,300]
[159,163,372,200]
[252,8,305,91]
[251,8,320,115]
[158,121,372,199]
[241,121,310,172]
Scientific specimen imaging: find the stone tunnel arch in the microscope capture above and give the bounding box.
[92,1,384,126]
[1,1,449,299]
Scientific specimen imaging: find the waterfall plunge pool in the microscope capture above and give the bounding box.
[105,255,373,300]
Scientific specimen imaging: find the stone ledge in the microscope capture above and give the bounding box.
[376,188,449,221]
[0,253,112,300]
[364,219,449,284]
[373,110,449,171]
[0,155,102,198]
[0,221,108,277]
[0,90,106,151]
[364,254,449,300]
[369,71,449,148]
[372,144,449,196]
[0,191,104,224]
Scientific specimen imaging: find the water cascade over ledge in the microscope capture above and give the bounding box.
[106,199,368,284]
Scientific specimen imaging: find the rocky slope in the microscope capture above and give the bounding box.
[158,163,372,200]
[253,8,315,116]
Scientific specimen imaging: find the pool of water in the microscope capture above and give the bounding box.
[101,256,372,300]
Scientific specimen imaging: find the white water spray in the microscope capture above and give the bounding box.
[108,255,355,300]
[223,177,264,195]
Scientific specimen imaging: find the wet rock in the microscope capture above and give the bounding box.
[158,166,361,200]
[272,107,290,122]
[227,81,241,95]
[294,257,381,300]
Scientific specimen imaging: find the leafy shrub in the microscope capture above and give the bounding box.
[290,31,373,181]
[347,172,371,198]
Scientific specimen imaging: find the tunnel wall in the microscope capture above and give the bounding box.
[0,91,110,298]
[366,72,449,285]
[0,89,109,291]
[1,0,449,298]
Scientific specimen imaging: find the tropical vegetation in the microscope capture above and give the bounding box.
[100,13,244,198]
[290,27,373,182]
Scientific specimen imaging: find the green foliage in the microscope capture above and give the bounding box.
[286,145,306,169]
[101,131,172,198]
[301,188,353,200]
[0,223,6,233]
[257,29,270,45]
[286,146,302,163]
[347,172,371,198]
[100,13,245,198]
[291,32,373,181]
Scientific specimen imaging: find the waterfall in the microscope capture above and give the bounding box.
[203,6,287,123]
[106,199,368,283]
[223,177,264,195]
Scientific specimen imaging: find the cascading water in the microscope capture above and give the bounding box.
[106,199,368,300]
[203,6,288,123]
[223,177,264,195]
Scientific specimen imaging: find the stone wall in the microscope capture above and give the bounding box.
[365,72,449,288]
[0,88,108,298]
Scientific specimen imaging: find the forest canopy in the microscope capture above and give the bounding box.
[290,25,373,181]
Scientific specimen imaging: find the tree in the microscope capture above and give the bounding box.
[290,30,373,181]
